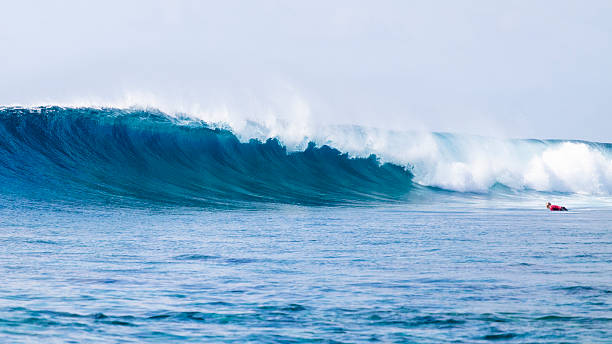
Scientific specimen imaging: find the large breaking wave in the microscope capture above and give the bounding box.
[0,107,413,207]
[0,106,610,207]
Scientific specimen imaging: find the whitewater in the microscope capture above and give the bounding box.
[1,106,611,343]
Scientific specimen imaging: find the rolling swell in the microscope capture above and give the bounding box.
[0,107,413,207]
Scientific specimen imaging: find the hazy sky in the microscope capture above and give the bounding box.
[1,0,611,141]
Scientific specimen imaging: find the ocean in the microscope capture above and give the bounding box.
[0,107,610,343]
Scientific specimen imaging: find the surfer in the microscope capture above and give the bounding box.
[546,202,567,211]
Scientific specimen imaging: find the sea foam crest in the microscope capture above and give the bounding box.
[231,120,612,195]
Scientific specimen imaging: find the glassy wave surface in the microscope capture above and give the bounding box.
[0,107,413,206]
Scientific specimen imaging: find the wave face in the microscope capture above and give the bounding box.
[0,107,413,207]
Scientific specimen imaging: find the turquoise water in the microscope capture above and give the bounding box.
[1,203,611,343]
[0,107,611,342]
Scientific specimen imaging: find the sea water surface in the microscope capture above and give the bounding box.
[0,107,611,343]
[1,202,611,343]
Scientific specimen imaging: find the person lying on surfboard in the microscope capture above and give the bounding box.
[546,202,567,211]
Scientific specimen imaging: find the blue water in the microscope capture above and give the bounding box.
[1,107,611,343]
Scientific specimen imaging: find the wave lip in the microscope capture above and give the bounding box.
[0,106,414,207]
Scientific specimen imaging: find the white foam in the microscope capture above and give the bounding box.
[258,124,612,195]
